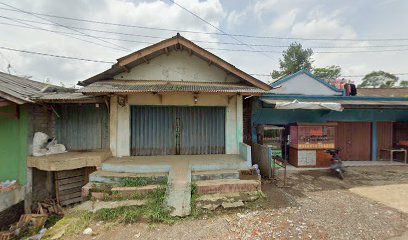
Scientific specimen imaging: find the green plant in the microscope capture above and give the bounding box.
[144,187,174,223]
[119,177,167,187]
[94,206,142,224]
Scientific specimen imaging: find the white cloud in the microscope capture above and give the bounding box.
[0,0,407,86]
[253,0,279,19]
[270,9,298,32]
[0,0,226,86]
[291,17,357,39]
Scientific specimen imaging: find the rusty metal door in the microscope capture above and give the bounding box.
[179,107,225,155]
[131,106,177,156]
[131,106,225,156]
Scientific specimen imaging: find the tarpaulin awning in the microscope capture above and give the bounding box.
[266,99,344,111]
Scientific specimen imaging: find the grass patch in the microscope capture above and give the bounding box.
[109,191,144,201]
[144,187,174,223]
[119,177,167,187]
[93,187,175,224]
[94,206,142,224]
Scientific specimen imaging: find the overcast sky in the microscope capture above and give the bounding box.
[0,0,407,87]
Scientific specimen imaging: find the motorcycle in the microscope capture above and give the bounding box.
[325,149,346,180]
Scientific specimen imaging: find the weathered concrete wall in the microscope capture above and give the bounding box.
[239,142,252,167]
[272,72,342,96]
[110,93,242,157]
[114,50,241,83]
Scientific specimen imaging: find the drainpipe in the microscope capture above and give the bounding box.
[372,122,377,161]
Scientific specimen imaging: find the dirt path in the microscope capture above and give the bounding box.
[62,165,408,240]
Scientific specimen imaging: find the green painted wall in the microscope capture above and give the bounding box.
[0,105,28,185]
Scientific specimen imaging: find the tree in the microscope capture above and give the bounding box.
[399,81,408,87]
[313,65,341,80]
[271,43,313,79]
[358,71,398,88]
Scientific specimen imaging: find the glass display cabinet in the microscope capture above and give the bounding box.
[289,123,336,167]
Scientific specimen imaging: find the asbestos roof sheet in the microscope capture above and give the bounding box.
[0,71,48,103]
[78,80,270,94]
[357,88,408,97]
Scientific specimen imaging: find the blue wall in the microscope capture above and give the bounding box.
[252,106,408,125]
[251,99,408,160]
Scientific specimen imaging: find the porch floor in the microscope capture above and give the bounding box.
[102,154,249,173]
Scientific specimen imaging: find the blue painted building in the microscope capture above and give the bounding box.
[247,70,408,167]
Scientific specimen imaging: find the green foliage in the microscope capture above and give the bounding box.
[119,177,167,187]
[144,187,174,223]
[94,206,142,224]
[313,65,342,80]
[93,187,174,224]
[358,70,399,88]
[271,42,313,79]
[399,80,408,87]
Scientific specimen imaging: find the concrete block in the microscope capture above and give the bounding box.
[91,192,106,201]
[222,200,244,209]
[81,183,93,198]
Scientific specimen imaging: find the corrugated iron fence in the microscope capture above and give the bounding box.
[56,104,109,150]
[131,106,225,156]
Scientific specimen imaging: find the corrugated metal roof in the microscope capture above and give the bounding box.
[34,92,105,103]
[261,98,408,107]
[0,71,49,103]
[357,88,408,97]
[78,80,270,94]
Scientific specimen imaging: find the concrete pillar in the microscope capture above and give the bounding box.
[24,167,33,213]
[110,96,118,156]
[236,95,243,150]
[116,99,130,157]
[372,122,377,161]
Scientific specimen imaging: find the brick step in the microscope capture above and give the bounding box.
[191,170,239,182]
[89,170,168,184]
[195,179,261,195]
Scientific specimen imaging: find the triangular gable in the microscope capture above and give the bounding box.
[79,34,271,91]
[270,70,343,96]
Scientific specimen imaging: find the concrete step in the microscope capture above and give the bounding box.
[191,170,239,182]
[165,162,191,217]
[191,161,249,172]
[101,162,171,174]
[195,179,261,195]
[89,170,168,184]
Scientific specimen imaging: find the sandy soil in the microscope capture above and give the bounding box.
[350,184,408,213]
[60,165,408,240]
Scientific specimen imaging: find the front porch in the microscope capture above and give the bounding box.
[86,153,256,217]
[100,154,251,174]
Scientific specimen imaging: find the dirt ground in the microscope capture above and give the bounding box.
[61,165,408,240]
